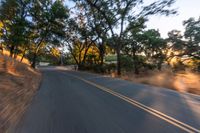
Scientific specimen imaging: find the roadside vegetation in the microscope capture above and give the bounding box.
[0,54,41,132]
[0,0,200,95]
[121,70,200,95]
[67,0,200,95]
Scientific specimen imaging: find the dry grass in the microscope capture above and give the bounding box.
[121,70,200,95]
[2,50,30,65]
[0,55,41,132]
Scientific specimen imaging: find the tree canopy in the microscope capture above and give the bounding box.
[0,0,199,73]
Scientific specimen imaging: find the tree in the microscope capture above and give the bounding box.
[166,17,200,65]
[0,0,69,66]
[122,17,146,74]
[165,17,200,71]
[139,29,166,70]
[28,0,69,68]
[183,17,200,60]
[66,5,99,69]
[73,0,177,75]
[0,22,3,53]
[84,5,108,66]
[166,30,185,64]
[0,0,30,57]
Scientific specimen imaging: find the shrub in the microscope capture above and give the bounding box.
[121,56,134,71]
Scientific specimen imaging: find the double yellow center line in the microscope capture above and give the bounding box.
[66,72,200,133]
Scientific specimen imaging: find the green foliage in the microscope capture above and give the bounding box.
[105,55,117,62]
[0,0,30,56]
[121,55,134,71]
[59,53,76,65]
[0,0,69,67]
[139,29,166,70]
[104,63,116,73]
[183,17,200,60]
[0,0,199,74]
[165,18,200,71]
[73,0,176,75]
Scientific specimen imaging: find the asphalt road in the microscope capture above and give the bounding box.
[12,67,200,133]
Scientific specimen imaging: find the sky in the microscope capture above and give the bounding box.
[66,0,200,38]
[146,0,200,38]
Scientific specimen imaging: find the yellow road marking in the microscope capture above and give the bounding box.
[64,72,200,133]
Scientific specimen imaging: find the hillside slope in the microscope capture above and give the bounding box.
[0,55,41,132]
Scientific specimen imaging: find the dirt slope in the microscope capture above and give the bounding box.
[0,55,41,132]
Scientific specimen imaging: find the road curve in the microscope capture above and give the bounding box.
[11,67,200,133]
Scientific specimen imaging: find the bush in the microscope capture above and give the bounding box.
[79,63,117,74]
[121,56,134,71]
[105,55,117,62]
[104,63,116,73]
[89,63,117,73]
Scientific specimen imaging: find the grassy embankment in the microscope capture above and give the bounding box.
[0,51,41,132]
[104,55,200,95]
[121,70,200,95]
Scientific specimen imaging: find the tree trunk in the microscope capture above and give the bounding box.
[31,39,44,68]
[82,43,92,65]
[116,46,121,76]
[132,51,139,75]
[20,48,27,62]
[14,53,17,59]
[31,52,37,68]
[9,45,15,57]
[99,44,104,66]
[20,51,26,62]
[100,54,104,65]
[20,55,24,62]
[0,44,3,54]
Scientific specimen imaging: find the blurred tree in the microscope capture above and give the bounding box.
[66,6,99,69]
[74,0,177,75]
[139,29,166,70]
[0,0,30,57]
[0,0,69,67]
[183,17,200,60]
[166,30,185,65]
[68,39,99,68]
[166,17,200,70]
[123,18,146,74]
[29,0,69,68]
